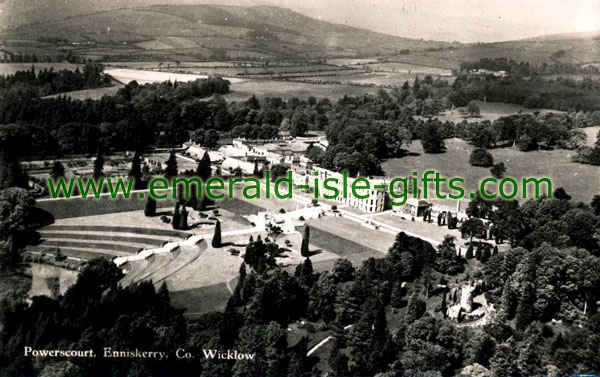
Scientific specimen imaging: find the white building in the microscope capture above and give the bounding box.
[304,167,388,213]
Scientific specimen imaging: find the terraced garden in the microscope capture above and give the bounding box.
[28,224,188,262]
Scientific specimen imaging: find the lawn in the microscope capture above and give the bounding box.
[382,138,600,205]
[306,217,396,254]
[43,224,187,238]
[302,220,388,267]
[40,232,166,246]
[37,195,178,220]
[170,283,231,317]
[218,197,265,216]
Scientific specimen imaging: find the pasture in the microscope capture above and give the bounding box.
[297,72,455,87]
[226,79,380,101]
[382,138,600,205]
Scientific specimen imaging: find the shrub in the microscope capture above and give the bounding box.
[469,148,494,167]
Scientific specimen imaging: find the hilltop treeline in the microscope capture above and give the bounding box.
[0,63,111,97]
[460,57,600,77]
[452,74,600,111]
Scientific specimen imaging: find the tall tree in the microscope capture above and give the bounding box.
[144,196,156,217]
[179,205,188,230]
[301,226,310,257]
[232,262,247,304]
[171,203,180,230]
[212,220,222,248]
[405,293,426,323]
[420,121,446,153]
[290,111,309,137]
[196,151,211,181]
[128,152,143,189]
[391,280,404,308]
[294,257,314,287]
[164,150,178,180]
[515,282,536,331]
[49,161,65,181]
[92,152,104,180]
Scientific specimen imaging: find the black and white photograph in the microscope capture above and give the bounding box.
[0,0,599,376]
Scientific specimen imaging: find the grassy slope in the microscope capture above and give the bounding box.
[382,138,600,206]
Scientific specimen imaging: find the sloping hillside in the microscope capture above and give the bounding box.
[0,4,450,60]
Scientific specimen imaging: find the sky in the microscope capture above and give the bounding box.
[229,0,600,42]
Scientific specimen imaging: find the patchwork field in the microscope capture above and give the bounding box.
[382,138,600,205]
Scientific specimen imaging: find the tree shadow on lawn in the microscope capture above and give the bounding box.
[308,249,323,256]
[391,149,421,158]
[217,241,248,248]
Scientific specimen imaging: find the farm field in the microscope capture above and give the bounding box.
[386,53,461,70]
[226,79,381,101]
[104,68,245,85]
[297,72,455,86]
[172,64,350,77]
[382,138,600,205]
[363,62,453,76]
[326,58,380,66]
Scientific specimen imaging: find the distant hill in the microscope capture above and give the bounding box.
[0,3,452,61]
[387,31,600,70]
